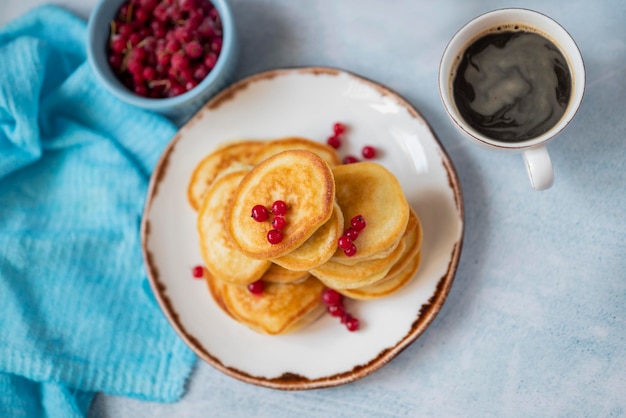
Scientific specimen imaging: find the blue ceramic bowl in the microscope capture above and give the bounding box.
[87,0,238,122]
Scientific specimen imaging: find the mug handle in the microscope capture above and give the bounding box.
[523,146,554,190]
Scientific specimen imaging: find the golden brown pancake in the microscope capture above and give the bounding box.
[375,208,423,282]
[271,201,344,271]
[228,150,335,259]
[197,170,271,284]
[206,274,326,335]
[310,237,407,289]
[336,251,422,300]
[330,162,409,263]
[262,263,310,284]
[187,140,263,210]
[253,137,341,167]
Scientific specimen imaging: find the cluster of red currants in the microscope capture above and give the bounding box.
[322,288,360,331]
[106,0,223,98]
[337,214,366,257]
[326,122,378,163]
[251,200,289,245]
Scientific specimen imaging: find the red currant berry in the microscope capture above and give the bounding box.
[127,59,144,76]
[327,135,341,149]
[110,35,127,54]
[179,0,197,12]
[272,216,286,230]
[185,40,203,58]
[345,316,360,331]
[333,122,346,135]
[180,68,195,83]
[108,53,123,70]
[344,243,357,257]
[361,145,377,159]
[135,7,150,23]
[267,229,283,244]
[345,228,359,241]
[192,265,204,278]
[118,24,132,37]
[141,0,158,9]
[328,304,345,317]
[247,280,264,295]
[350,215,366,231]
[337,235,352,250]
[174,27,193,43]
[343,155,359,164]
[142,66,156,81]
[156,51,171,66]
[321,288,343,306]
[198,19,216,38]
[193,65,209,81]
[168,6,183,22]
[184,80,198,92]
[166,39,181,54]
[272,200,287,216]
[171,52,190,71]
[210,38,223,53]
[341,313,351,324]
[128,33,142,47]
[251,205,268,222]
[272,216,287,229]
[204,52,218,69]
[168,82,185,97]
[153,4,168,21]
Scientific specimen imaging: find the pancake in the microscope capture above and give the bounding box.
[197,170,271,284]
[253,137,341,167]
[375,208,423,282]
[336,251,422,300]
[330,162,409,263]
[310,237,407,289]
[187,140,264,210]
[228,150,335,259]
[271,201,344,271]
[206,274,326,335]
[262,263,310,284]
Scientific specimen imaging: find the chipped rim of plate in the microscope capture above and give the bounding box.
[141,66,464,390]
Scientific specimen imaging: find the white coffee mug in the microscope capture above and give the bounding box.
[439,8,585,190]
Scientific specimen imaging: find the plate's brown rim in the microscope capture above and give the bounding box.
[140,66,465,390]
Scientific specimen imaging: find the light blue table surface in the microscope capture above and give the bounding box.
[4,0,624,416]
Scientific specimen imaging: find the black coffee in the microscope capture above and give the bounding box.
[452,28,572,142]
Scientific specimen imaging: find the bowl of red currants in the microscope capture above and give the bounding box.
[87,0,237,122]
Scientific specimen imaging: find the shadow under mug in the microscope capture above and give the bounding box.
[438,8,585,190]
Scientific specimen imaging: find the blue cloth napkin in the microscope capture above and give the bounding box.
[0,5,196,417]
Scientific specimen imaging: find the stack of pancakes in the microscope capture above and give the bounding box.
[189,137,423,335]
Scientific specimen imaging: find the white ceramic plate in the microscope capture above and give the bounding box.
[141,68,464,390]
